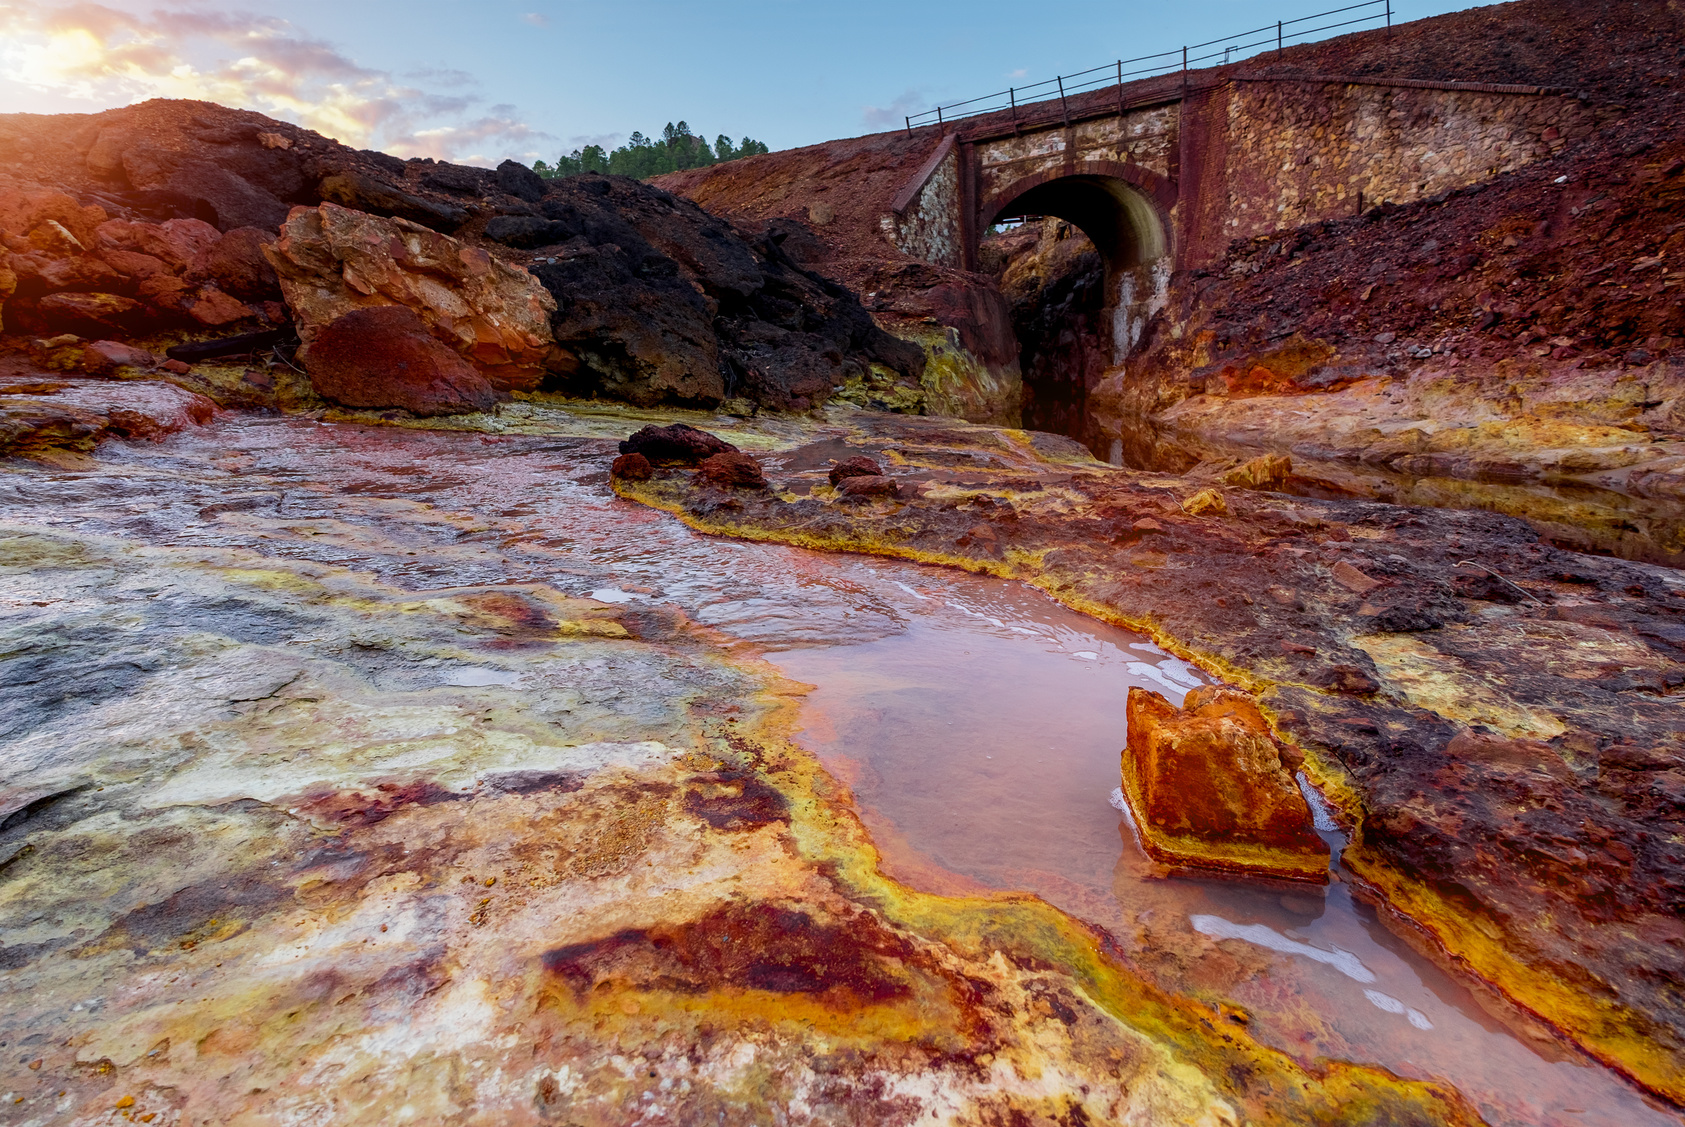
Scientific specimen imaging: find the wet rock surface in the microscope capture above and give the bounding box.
[615,411,1685,1107]
[0,411,1488,1126]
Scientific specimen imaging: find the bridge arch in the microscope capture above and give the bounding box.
[978,160,1175,269]
[978,161,1176,460]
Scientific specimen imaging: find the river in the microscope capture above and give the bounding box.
[2,415,1675,1127]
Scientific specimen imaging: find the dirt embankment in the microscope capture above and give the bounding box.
[1115,68,1685,564]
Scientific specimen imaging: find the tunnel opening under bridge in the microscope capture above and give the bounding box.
[979,164,1172,461]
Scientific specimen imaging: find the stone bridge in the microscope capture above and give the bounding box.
[887,70,1592,360]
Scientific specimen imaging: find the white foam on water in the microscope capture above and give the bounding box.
[1191,915,1377,984]
[1365,989,1406,1014]
[1128,641,1169,656]
[588,587,637,604]
[1071,651,1099,661]
[1296,772,1342,833]
[1126,662,1194,697]
[1108,786,1128,812]
[1364,990,1435,1030]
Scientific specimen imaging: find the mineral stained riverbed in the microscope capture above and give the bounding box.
[0,407,1678,1126]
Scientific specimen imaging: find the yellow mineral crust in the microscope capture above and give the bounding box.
[0,524,1481,1125]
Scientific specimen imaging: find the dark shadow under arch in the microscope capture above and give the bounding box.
[979,160,1174,267]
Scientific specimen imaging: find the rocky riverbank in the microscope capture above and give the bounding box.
[608,408,1685,1108]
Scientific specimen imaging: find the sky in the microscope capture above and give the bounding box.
[0,0,1510,166]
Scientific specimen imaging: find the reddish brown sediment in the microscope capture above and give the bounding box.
[1123,685,1330,883]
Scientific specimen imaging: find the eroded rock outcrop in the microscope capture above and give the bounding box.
[1,99,932,419]
[1122,685,1328,883]
[267,202,557,393]
[0,189,280,338]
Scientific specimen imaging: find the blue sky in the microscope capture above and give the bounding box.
[0,0,1509,164]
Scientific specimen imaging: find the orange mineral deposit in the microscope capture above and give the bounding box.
[1121,686,1329,883]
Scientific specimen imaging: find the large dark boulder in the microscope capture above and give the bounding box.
[483,216,572,249]
[420,164,488,197]
[619,423,738,464]
[529,175,924,411]
[496,159,547,203]
[301,305,501,416]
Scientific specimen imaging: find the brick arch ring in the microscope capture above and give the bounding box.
[978,160,1177,262]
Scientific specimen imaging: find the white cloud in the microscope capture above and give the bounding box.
[1007,67,1027,79]
[521,12,548,27]
[862,88,926,129]
[0,1,551,164]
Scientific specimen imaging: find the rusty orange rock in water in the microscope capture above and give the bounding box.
[1122,686,1329,883]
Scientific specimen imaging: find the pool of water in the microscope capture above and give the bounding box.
[2,417,1675,1127]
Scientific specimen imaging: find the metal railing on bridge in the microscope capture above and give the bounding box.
[904,0,1392,134]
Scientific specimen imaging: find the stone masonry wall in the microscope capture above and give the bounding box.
[891,143,963,269]
[1215,80,1599,242]
[974,103,1180,210]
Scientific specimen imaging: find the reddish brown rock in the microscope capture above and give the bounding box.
[184,286,256,327]
[187,226,280,301]
[0,189,106,250]
[98,249,170,280]
[93,217,220,272]
[836,474,899,498]
[1122,686,1329,883]
[828,455,883,486]
[610,452,653,481]
[693,451,767,489]
[301,305,500,417]
[265,203,555,392]
[35,254,118,291]
[80,340,159,375]
[36,292,144,334]
[0,260,15,333]
[619,423,738,464]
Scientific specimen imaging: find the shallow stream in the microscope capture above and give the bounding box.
[3,417,1676,1127]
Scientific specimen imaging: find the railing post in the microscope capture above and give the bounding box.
[1182,45,1188,99]
[1278,20,1283,55]
[1010,87,1019,134]
[1057,75,1070,126]
[905,115,912,138]
[1117,59,1124,115]
[1386,0,1392,28]
[936,105,944,131]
